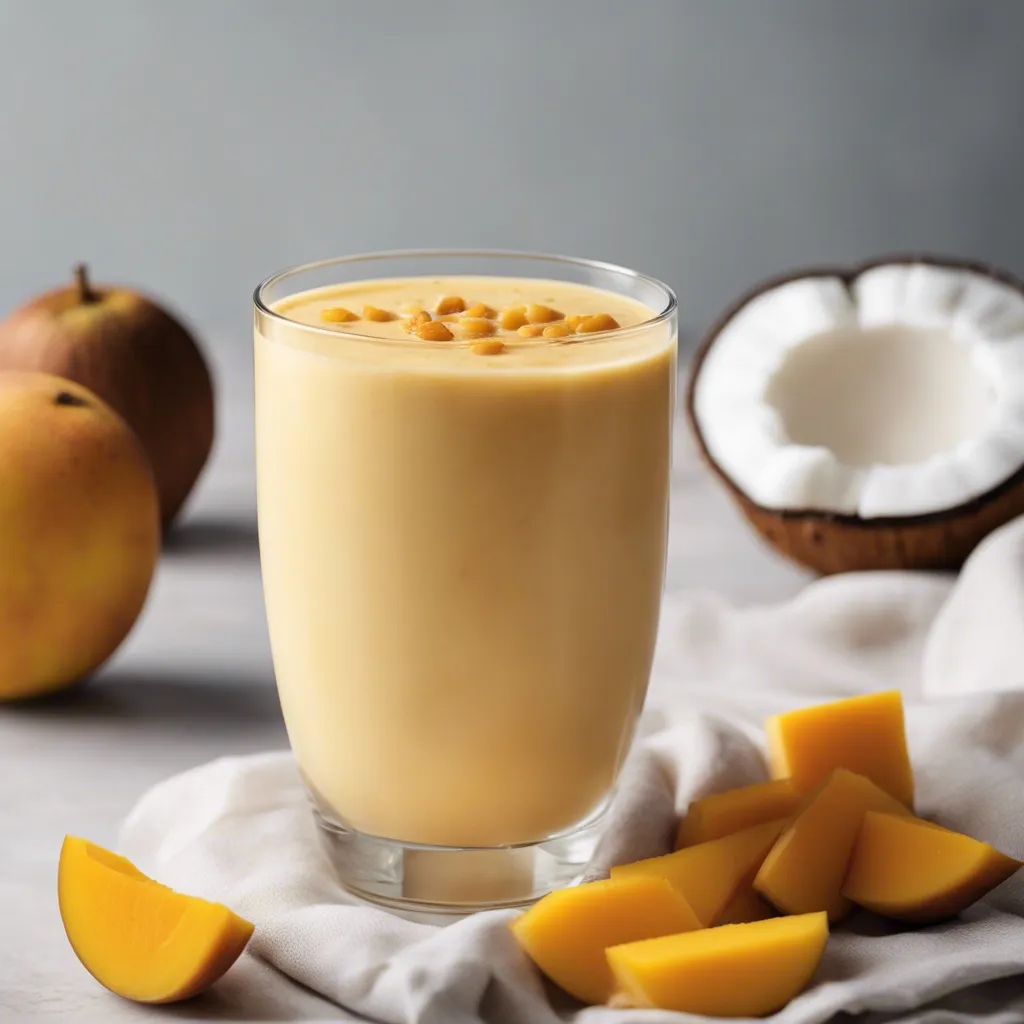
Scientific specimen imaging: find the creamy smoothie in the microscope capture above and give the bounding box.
[255,274,676,850]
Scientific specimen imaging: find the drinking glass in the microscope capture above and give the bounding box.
[254,251,677,913]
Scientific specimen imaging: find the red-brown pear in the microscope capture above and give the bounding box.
[0,265,214,530]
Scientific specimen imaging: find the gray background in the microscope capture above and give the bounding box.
[1,0,1022,350]
[0,0,1019,730]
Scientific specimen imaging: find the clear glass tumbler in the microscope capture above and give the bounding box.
[254,251,677,914]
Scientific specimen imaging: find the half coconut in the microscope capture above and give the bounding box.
[687,255,1024,574]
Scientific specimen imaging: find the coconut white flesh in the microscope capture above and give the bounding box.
[693,263,1024,517]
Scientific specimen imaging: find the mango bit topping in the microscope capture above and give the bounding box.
[320,306,358,323]
[500,306,529,331]
[58,836,253,1004]
[402,310,432,333]
[576,313,620,333]
[416,320,454,342]
[542,323,573,339]
[526,303,562,324]
[322,298,625,344]
[459,317,495,339]
[470,339,505,356]
[435,295,466,315]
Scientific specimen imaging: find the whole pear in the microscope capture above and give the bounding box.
[0,266,214,531]
[0,372,160,700]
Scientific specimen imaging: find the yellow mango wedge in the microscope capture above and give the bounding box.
[842,812,1022,923]
[607,911,829,1017]
[716,886,777,925]
[754,768,910,921]
[675,778,801,848]
[766,690,914,806]
[612,817,787,925]
[58,836,253,1003]
[510,875,701,1005]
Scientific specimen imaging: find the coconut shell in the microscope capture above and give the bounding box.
[686,253,1024,575]
[0,272,214,531]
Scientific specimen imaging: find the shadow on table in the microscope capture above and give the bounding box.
[163,955,344,1021]
[8,668,283,728]
[163,513,260,558]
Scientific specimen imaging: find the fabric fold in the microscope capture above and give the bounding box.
[121,516,1024,1022]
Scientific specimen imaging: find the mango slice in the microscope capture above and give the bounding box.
[755,768,910,921]
[766,690,914,806]
[510,875,701,1005]
[58,836,254,1003]
[676,778,801,848]
[611,818,787,925]
[716,886,777,925]
[842,812,1022,923]
[607,911,829,1017]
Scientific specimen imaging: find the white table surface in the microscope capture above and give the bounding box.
[0,346,808,1023]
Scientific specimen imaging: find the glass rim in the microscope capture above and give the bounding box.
[253,248,678,344]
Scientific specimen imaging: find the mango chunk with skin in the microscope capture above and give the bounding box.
[755,768,911,921]
[716,886,777,926]
[676,777,802,848]
[766,690,914,806]
[607,911,829,1017]
[510,875,701,1005]
[842,812,1022,923]
[58,836,254,1004]
[611,818,787,926]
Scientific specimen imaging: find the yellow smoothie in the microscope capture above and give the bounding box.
[255,275,676,848]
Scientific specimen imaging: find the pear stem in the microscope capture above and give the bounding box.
[74,264,97,304]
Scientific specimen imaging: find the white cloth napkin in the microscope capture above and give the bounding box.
[121,516,1024,1024]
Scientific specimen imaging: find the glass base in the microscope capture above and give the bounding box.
[314,806,608,919]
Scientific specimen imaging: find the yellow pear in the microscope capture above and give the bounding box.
[0,372,159,700]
